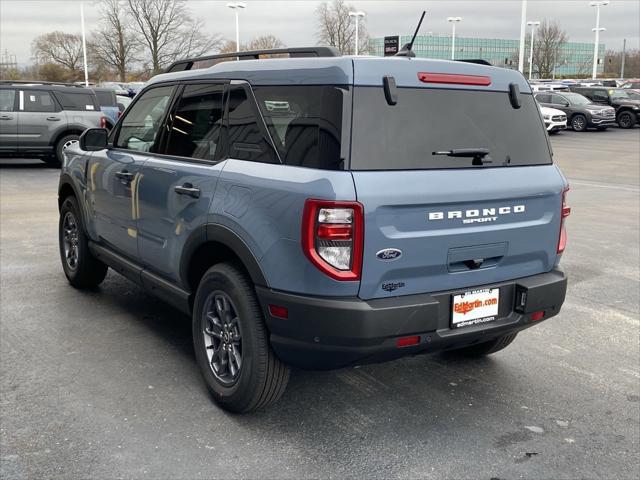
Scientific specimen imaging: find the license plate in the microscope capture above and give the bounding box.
[451,288,500,329]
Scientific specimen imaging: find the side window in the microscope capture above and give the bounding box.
[592,90,608,102]
[52,90,99,111]
[551,94,566,105]
[165,84,224,161]
[22,90,56,112]
[226,85,278,164]
[115,86,174,153]
[536,94,551,103]
[0,89,16,111]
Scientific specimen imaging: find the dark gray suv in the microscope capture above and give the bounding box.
[0,82,105,166]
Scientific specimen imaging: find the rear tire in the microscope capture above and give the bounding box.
[55,134,80,166]
[448,332,518,357]
[192,263,290,413]
[617,111,635,129]
[59,196,108,288]
[571,114,587,132]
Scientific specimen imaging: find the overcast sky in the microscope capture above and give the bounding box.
[1,0,638,66]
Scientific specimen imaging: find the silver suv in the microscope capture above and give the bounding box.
[0,81,105,166]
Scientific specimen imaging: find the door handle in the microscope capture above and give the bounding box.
[46,116,61,121]
[115,170,134,182]
[0,114,13,120]
[174,183,201,198]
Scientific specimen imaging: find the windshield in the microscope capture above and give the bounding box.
[563,92,591,106]
[610,89,631,99]
[350,87,551,170]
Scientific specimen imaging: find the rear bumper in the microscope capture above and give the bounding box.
[257,269,567,370]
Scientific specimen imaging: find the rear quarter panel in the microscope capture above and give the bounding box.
[211,159,359,296]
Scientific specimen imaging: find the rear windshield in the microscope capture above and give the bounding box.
[350,87,552,170]
[253,85,348,170]
[94,90,116,106]
[52,90,99,111]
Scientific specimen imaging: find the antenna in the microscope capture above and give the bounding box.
[395,11,426,57]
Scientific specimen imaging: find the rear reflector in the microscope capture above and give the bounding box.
[531,311,545,321]
[558,186,571,253]
[396,335,420,348]
[418,72,492,86]
[268,304,288,319]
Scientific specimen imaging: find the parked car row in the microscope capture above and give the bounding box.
[535,87,638,131]
[0,80,141,166]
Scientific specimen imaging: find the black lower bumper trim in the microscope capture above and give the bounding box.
[257,269,567,370]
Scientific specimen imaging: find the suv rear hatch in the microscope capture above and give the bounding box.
[349,75,566,300]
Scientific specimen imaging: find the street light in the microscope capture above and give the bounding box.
[527,20,540,80]
[518,0,528,72]
[226,2,246,53]
[590,1,609,79]
[348,11,366,55]
[447,17,462,60]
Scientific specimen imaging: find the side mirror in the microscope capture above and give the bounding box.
[563,102,570,107]
[79,128,108,151]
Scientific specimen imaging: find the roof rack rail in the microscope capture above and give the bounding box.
[0,80,90,88]
[165,46,341,73]
[456,59,492,66]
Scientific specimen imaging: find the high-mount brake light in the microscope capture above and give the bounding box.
[302,199,364,281]
[557,186,571,253]
[417,72,492,86]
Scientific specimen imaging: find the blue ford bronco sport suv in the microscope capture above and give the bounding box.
[58,46,569,413]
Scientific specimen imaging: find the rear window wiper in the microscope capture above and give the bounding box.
[432,148,492,166]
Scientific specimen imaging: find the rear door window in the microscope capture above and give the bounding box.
[164,83,224,161]
[536,93,551,103]
[21,90,57,112]
[52,90,99,111]
[350,87,552,170]
[226,85,279,164]
[253,86,347,170]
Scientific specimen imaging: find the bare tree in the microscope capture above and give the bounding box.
[605,49,640,78]
[531,20,568,79]
[246,35,285,51]
[91,0,139,82]
[316,0,368,55]
[31,31,83,79]
[127,0,222,74]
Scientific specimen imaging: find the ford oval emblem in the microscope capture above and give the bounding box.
[376,248,402,261]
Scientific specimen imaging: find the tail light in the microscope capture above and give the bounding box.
[557,185,571,253]
[302,199,364,281]
[99,116,107,129]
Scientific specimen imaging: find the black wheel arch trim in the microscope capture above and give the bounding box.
[180,223,269,290]
[58,174,89,234]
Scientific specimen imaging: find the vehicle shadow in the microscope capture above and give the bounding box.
[0,158,53,169]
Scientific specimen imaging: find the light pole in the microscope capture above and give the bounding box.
[348,11,366,55]
[590,1,609,79]
[226,2,247,53]
[80,3,89,86]
[527,20,540,80]
[518,0,527,72]
[447,17,462,60]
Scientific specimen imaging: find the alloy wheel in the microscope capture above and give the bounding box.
[62,211,79,271]
[202,291,243,385]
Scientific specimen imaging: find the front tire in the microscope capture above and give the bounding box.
[571,114,587,132]
[192,263,290,413]
[59,196,108,288]
[617,111,635,129]
[447,332,518,357]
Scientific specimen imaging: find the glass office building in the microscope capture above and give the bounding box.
[370,35,605,77]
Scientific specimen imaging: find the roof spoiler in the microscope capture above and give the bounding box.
[456,59,492,66]
[165,46,341,73]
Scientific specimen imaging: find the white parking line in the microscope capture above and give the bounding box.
[569,179,640,192]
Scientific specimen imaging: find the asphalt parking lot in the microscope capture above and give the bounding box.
[1,128,639,479]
